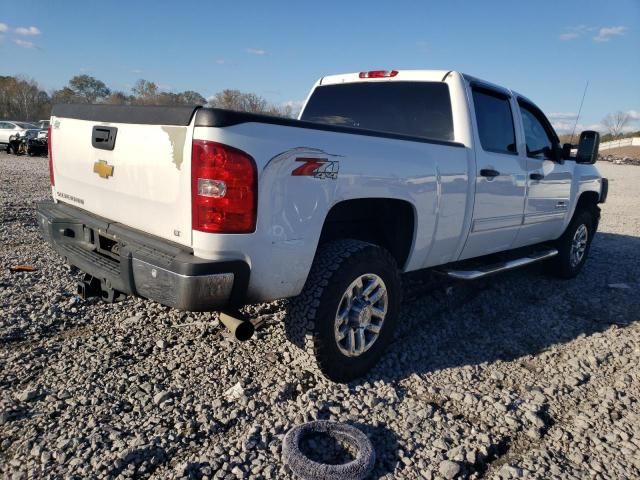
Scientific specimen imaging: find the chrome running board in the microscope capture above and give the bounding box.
[442,249,558,280]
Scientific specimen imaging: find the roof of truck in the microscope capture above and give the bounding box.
[316,69,547,113]
[319,69,516,98]
[320,69,453,85]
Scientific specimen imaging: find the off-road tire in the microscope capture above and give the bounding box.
[286,239,401,383]
[547,207,597,279]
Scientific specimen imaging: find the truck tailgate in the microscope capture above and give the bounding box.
[50,105,198,247]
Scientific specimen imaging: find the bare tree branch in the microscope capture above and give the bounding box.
[602,111,631,138]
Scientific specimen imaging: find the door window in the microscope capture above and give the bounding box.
[472,88,517,155]
[519,103,555,158]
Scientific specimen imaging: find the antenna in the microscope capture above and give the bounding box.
[569,80,589,144]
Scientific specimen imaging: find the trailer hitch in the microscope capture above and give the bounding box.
[77,273,102,299]
[77,273,126,303]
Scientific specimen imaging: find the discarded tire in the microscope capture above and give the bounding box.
[282,421,375,480]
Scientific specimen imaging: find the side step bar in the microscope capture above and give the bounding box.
[441,249,558,280]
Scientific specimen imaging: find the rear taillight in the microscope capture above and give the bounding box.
[358,70,398,79]
[47,126,54,186]
[191,140,257,233]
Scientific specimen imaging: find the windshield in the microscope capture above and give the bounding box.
[16,122,38,129]
[301,81,454,142]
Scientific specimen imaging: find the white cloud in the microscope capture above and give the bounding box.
[552,111,640,135]
[551,121,578,135]
[593,26,626,42]
[0,23,8,33]
[552,121,606,135]
[131,69,143,74]
[548,112,578,121]
[558,25,626,42]
[246,48,267,55]
[14,39,35,49]
[559,32,579,40]
[214,59,238,68]
[558,25,592,40]
[15,25,40,36]
[282,99,305,116]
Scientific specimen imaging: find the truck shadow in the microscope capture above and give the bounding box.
[282,231,639,386]
[359,231,640,384]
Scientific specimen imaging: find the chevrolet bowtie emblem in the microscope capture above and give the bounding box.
[93,160,114,179]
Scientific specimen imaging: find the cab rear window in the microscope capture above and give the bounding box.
[301,81,454,142]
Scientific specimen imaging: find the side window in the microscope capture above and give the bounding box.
[519,104,554,158]
[472,88,517,155]
[0,122,10,129]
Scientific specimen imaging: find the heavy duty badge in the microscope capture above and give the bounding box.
[93,160,114,179]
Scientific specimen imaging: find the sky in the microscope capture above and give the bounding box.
[1,0,639,133]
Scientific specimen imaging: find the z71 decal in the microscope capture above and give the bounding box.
[291,158,340,179]
[265,147,343,180]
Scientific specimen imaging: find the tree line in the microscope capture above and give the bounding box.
[0,74,295,122]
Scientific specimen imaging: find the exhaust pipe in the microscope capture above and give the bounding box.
[219,310,255,341]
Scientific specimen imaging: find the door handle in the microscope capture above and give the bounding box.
[480,169,500,178]
[529,173,544,181]
[92,126,118,151]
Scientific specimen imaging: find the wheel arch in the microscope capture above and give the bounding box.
[573,190,601,228]
[318,197,416,270]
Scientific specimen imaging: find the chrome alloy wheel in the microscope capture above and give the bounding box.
[570,224,588,267]
[334,273,388,357]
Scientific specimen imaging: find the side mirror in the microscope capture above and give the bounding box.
[562,143,573,160]
[576,130,600,164]
[550,144,564,162]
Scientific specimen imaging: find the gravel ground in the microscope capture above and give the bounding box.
[1,152,639,479]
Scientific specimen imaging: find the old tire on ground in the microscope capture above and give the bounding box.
[286,239,401,383]
[282,421,375,480]
[547,208,597,279]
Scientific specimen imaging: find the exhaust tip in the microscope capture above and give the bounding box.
[234,321,255,342]
[219,311,255,342]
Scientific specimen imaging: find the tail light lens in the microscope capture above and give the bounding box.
[47,126,54,186]
[191,140,257,233]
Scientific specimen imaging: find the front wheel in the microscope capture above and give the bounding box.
[547,208,597,278]
[286,240,401,383]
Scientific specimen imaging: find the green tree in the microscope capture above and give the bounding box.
[0,75,50,120]
[68,75,111,103]
[51,87,79,104]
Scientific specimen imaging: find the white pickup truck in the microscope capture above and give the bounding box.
[38,69,607,381]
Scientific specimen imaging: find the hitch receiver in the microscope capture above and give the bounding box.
[77,273,126,303]
[77,273,102,299]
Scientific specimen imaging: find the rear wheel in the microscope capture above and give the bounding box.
[547,208,597,278]
[287,240,401,382]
